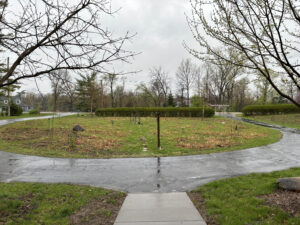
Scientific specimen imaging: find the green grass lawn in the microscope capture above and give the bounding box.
[189,168,300,225]
[0,182,125,225]
[0,115,282,158]
[241,114,300,129]
[0,113,53,120]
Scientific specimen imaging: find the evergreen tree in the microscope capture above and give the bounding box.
[167,93,175,107]
[75,72,99,112]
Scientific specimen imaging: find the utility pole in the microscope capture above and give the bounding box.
[7,57,11,117]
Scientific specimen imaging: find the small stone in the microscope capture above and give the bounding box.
[142,147,148,152]
[140,136,146,141]
[277,177,300,192]
[73,125,85,132]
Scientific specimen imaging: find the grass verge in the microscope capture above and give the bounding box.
[0,182,125,225]
[0,115,282,158]
[189,168,300,225]
[0,113,54,120]
[240,114,300,129]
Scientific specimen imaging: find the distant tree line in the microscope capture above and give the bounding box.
[18,55,296,112]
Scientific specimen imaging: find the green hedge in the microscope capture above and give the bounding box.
[95,107,215,117]
[242,104,300,116]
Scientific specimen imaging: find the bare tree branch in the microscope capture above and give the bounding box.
[186,0,300,107]
[0,0,136,87]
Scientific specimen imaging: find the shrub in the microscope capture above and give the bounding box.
[29,109,40,115]
[95,107,215,118]
[10,104,23,116]
[0,111,7,116]
[242,104,300,116]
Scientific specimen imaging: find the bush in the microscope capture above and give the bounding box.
[95,107,215,118]
[10,104,23,116]
[242,104,300,116]
[29,109,40,115]
[0,111,7,116]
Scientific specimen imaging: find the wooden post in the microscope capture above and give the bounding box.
[157,113,161,150]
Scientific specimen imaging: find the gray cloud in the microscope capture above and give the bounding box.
[22,0,199,93]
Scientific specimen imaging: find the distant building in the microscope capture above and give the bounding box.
[176,97,191,107]
[0,96,34,113]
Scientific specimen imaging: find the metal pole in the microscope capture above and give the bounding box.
[157,113,161,150]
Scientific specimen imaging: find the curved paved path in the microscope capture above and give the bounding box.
[0,114,299,193]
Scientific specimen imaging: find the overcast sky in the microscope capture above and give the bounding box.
[21,0,200,94]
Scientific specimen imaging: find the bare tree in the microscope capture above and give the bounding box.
[194,68,202,97]
[150,67,170,106]
[254,73,276,104]
[114,78,126,107]
[186,0,300,107]
[0,0,7,43]
[104,73,118,107]
[208,50,243,104]
[176,59,197,106]
[232,78,254,111]
[61,71,76,111]
[49,72,64,112]
[0,0,135,88]
[137,83,160,107]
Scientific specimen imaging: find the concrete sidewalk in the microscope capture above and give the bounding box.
[114,192,206,225]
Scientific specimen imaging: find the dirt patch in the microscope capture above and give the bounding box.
[75,136,120,151]
[259,189,300,217]
[177,137,236,150]
[69,191,126,225]
[188,191,217,225]
[91,129,126,138]
[2,127,122,155]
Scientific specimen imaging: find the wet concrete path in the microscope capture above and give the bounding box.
[0,114,299,193]
[114,193,206,225]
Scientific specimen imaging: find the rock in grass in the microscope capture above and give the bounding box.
[277,177,300,192]
[73,125,85,132]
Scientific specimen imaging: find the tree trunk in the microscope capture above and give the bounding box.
[7,90,10,117]
[187,87,190,107]
[7,58,10,117]
[111,83,114,108]
[90,96,93,115]
[70,98,73,112]
[53,91,57,112]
